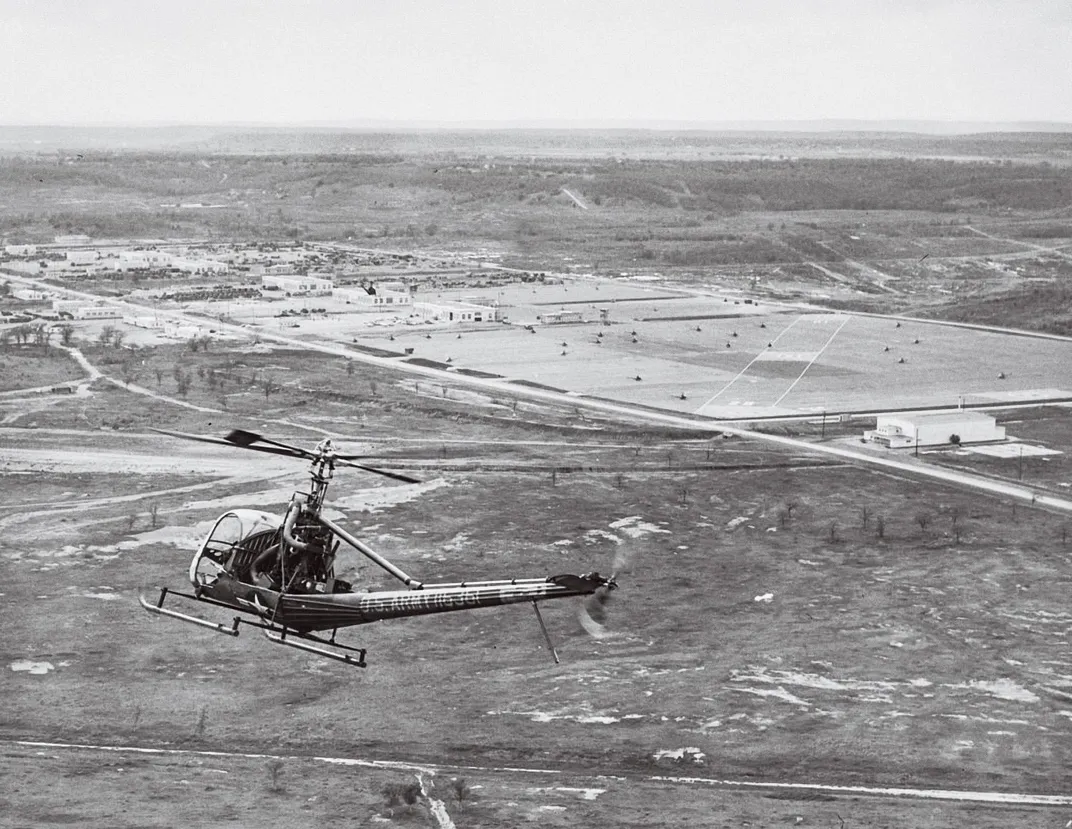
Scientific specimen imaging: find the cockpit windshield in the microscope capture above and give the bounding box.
[190,509,283,587]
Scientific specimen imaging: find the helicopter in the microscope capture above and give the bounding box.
[141,428,617,668]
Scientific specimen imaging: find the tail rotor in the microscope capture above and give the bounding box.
[579,543,633,639]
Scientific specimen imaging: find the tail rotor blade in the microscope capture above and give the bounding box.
[579,587,614,639]
[579,541,634,639]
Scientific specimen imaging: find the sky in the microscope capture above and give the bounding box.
[1,0,1070,126]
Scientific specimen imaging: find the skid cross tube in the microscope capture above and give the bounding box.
[140,588,240,637]
[317,514,423,588]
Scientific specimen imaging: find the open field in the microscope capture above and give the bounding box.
[3,344,1072,827]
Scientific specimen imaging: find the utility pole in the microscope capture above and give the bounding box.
[820,409,827,440]
[1018,445,1024,481]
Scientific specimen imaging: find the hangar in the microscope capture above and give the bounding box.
[864,411,1006,449]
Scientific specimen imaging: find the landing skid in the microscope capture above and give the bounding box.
[140,587,368,668]
[264,629,367,668]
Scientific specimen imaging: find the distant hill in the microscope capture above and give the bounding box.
[0,123,1070,160]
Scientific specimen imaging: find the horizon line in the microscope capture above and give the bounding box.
[1,118,1071,135]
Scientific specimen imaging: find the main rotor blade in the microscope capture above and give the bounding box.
[152,428,305,459]
[335,458,422,484]
[224,429,311,458]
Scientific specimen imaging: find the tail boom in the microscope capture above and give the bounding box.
[277,572,612,631]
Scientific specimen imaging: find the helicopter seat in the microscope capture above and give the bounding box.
[190,510,283,589]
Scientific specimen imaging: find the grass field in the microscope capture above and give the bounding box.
[333,292,1072,418]
[3,347,1072,826]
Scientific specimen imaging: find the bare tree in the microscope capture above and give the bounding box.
[915,511,932,533]
[58,323,74,346]
[451,778,472,808]
[149,503,160,528]
[875,515,886,539]
[859,505,871,531]
[266,759,284,793]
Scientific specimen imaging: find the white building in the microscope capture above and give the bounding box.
[335,284,412,311]
[261,274,333,296]
[4,244,37,257]
[12,288,47,301]
[538,309,584,324]
[172,257,229,274]
[118,250,173,269]
[163,322,203,339]
[865,412,1006,449]
[414,300,500,323]
[73,305,122,320]
[66,250,100,265]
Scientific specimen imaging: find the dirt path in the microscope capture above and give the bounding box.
[8,740,1072,809]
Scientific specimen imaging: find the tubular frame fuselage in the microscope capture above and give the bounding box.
[200,572,608,633]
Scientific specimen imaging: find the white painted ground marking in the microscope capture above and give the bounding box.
[773,315,850,406]
[9,741,1072,807]
[695,315,803,410]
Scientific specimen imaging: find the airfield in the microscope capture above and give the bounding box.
[197,276,1072,420]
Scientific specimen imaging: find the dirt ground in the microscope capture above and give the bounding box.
[2,348,1072,827]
